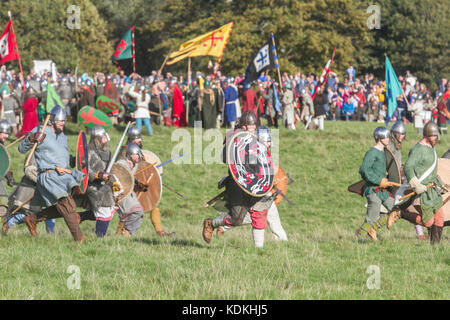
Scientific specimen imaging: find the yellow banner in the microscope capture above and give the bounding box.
[167,22,233,65]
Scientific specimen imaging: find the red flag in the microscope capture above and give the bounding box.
[0,20,19,66]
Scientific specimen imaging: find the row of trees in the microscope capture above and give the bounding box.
[1,0,448,90]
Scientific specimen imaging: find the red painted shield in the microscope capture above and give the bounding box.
[77,106,112,129]
[96,95,121,114]
[226,130,274,197]
[75,131,89,194]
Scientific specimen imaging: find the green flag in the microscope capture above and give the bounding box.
[111,28,133,61]
[385,56,402,124]
[46,83,64,113]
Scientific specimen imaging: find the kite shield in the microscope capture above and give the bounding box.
[75,131,89,194]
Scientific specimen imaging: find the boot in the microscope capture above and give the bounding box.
[430,225,443,245]
[387,210,401,229]
[55,196,84,242]
[121,228,131,237]
[202,219,214,243]
[116,221,125,235]
[417,235,429,241]
[444,220,450,227]
[24,215,38,237]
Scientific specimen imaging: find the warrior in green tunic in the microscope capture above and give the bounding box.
[401,122,445,244]
[356,127,397,240]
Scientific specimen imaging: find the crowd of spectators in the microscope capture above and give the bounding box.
[0,62,449,137]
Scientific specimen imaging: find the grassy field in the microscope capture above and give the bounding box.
[0,119,448,300]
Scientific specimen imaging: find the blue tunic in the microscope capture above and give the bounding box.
[18,126,84,208]
[224,85,238,123]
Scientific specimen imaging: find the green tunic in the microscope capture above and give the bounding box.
[404,142,442,220]
[359,147,389,201]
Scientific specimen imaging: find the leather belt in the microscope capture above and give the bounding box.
[39,169,56,175]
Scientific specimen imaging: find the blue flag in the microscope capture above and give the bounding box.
[385,56,402,126]
[244,38,276,84]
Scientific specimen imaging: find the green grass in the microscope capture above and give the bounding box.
[0,120,448,300]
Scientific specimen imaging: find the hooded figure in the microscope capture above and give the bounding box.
[16,93,38,138]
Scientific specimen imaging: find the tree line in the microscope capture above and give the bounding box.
[1,0,448,91]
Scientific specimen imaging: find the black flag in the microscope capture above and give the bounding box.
[244,38,276,84]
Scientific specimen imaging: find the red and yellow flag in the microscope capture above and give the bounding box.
[167,22,233,65]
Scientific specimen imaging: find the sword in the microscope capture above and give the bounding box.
[106,120,132,173]
[272,185,295,207]
[304,115,313,130]
[162,183,187,200]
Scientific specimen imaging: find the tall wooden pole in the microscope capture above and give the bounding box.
[186,57,191,125]
[271,33,283,93]
[24,114,51,168]
[158,55,170,76]
[131,26,136,76]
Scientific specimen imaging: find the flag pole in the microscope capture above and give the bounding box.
[8,11,25,91]
[131,26,136,76]
[186,57,191,124]
[271,33,283,93]
[158,54,170,76]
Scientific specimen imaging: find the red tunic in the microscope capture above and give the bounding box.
[437,101,448,126]
[16,97,38,138]
[242,89,258,115]
[171,85,186,127]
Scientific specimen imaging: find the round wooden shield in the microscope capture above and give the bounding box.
[273,166,288,206]
[78,106,112,129]
[75,131,89,194]
[226,130,274,197]
[437,158,450,222]
[0,144,11,178]
[134,161,162,212]
[385,148,402,194]
[111,162,134,204]
[142,149,163,176]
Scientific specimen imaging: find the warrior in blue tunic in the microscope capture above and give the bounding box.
[18,106,86,242]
